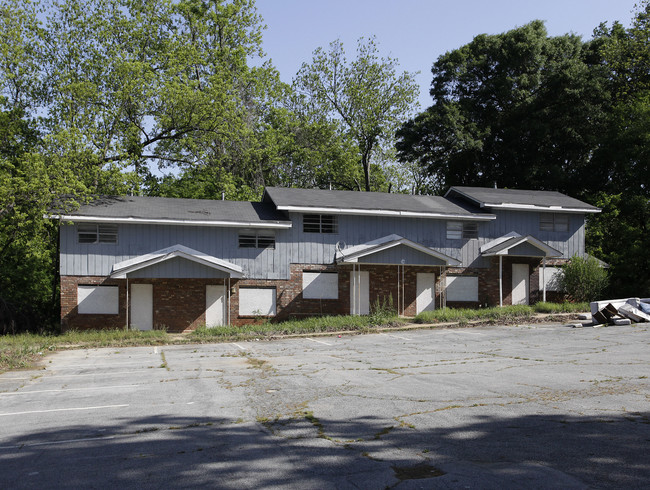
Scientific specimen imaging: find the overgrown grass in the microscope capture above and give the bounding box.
[190,312,404,340]
[1,302,589,373]
[414,302,589,324]
[533,301,589,313]
[0,329,169,372]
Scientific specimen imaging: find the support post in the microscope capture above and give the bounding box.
[126,277,129,330]
[499,255,503,308]
[542,257,547,303]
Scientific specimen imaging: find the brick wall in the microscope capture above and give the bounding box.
[60,276,127,331]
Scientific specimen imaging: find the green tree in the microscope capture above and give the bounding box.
[558,256,609,303]
[0,99,84,333]
[293,37,419,192]
[396,21,611,195]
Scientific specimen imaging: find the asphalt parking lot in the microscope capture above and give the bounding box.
[1,322,649,489]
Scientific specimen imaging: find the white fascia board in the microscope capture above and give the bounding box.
[480,232,522,253]
[278,206,495,221]
[484,203,601,213]
[51,215,292,229]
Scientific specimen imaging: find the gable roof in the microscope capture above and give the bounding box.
[53,195,292,228]
[110,244,244,278]
[336,234,461,266]
[481,233,562,258]
[264,187,495,221]
[446,186,600,213]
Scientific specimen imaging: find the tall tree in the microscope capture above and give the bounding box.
[293,38,419,191]
[396,21,611,195]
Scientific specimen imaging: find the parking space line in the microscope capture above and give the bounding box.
[381,333,412,341]
[0,435,116,450]
[231,343,246,350]
[306,338,333,346]
[0,384,138,396]
[0,404,129,417]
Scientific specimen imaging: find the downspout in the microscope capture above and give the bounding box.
[499,255,503,308]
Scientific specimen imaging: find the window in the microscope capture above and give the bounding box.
[539,267,562,292]
[446,276,479,302]
[238,230,275,249]
[302,272,339,299]
[540,214,569,232]
[77,223,118,244]
[77,285,119,314]
[239,288,276,316]
[303,214,338,234]
[446,221,478,239]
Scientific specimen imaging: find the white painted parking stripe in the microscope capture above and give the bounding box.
[231,343,246,350]
[306,338,333,346]
[0,404,129,417]
[0,435,116,450]
[381,333,412,341]
[0,384,138,396]
[36,371,143,379]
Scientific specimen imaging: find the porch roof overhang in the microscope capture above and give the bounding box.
[335,234,461,266]
[110,244,244,279]
[481,232,562,258]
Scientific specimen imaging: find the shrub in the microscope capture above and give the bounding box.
[558,256,608,303]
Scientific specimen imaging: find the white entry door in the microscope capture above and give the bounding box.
[206,285,226,327]
[350,270,369,315]
[416,273,436,314]
[511,264,530,305]
[130,284,153,330]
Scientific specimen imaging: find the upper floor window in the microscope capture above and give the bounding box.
[540,214,569,232]
[238,230,275,249]
[77,223,118,244]
[303,214,338,234]
[447,221,478,239]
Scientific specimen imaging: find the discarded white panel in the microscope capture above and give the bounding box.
[613,318,632,325]
[618,303,650,322]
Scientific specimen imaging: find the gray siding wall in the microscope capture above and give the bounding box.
[60,209,585,279]
[127,257,229,279]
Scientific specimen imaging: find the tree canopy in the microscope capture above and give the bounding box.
[396,20,611,195]
[293,38,419,191]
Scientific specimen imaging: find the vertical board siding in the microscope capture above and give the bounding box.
[61,209,586,279]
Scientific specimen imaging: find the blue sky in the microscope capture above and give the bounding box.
[256,0,640,109]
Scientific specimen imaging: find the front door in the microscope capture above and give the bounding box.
[205,285,226,327]
[416,273,436,314]
[350,270,369,315]
[130,284,153,330]
[511,264,530,305]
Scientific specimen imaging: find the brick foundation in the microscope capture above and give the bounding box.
[60,258,570,331]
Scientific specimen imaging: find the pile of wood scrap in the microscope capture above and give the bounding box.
[590,298,650,326]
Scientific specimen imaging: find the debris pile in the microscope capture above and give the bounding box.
[590,298,650,326]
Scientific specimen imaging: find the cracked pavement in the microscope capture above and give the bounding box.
[1,323,649,488]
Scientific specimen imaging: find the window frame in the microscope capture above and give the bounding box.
[303,214,338,234]
[540,213,569,232]
[238,230,276,249]
[77,223,118,244]
[446,221,478,240]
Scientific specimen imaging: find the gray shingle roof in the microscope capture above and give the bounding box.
[60,195,291,225]
[263,187,492,218]
[447,186,600,212]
